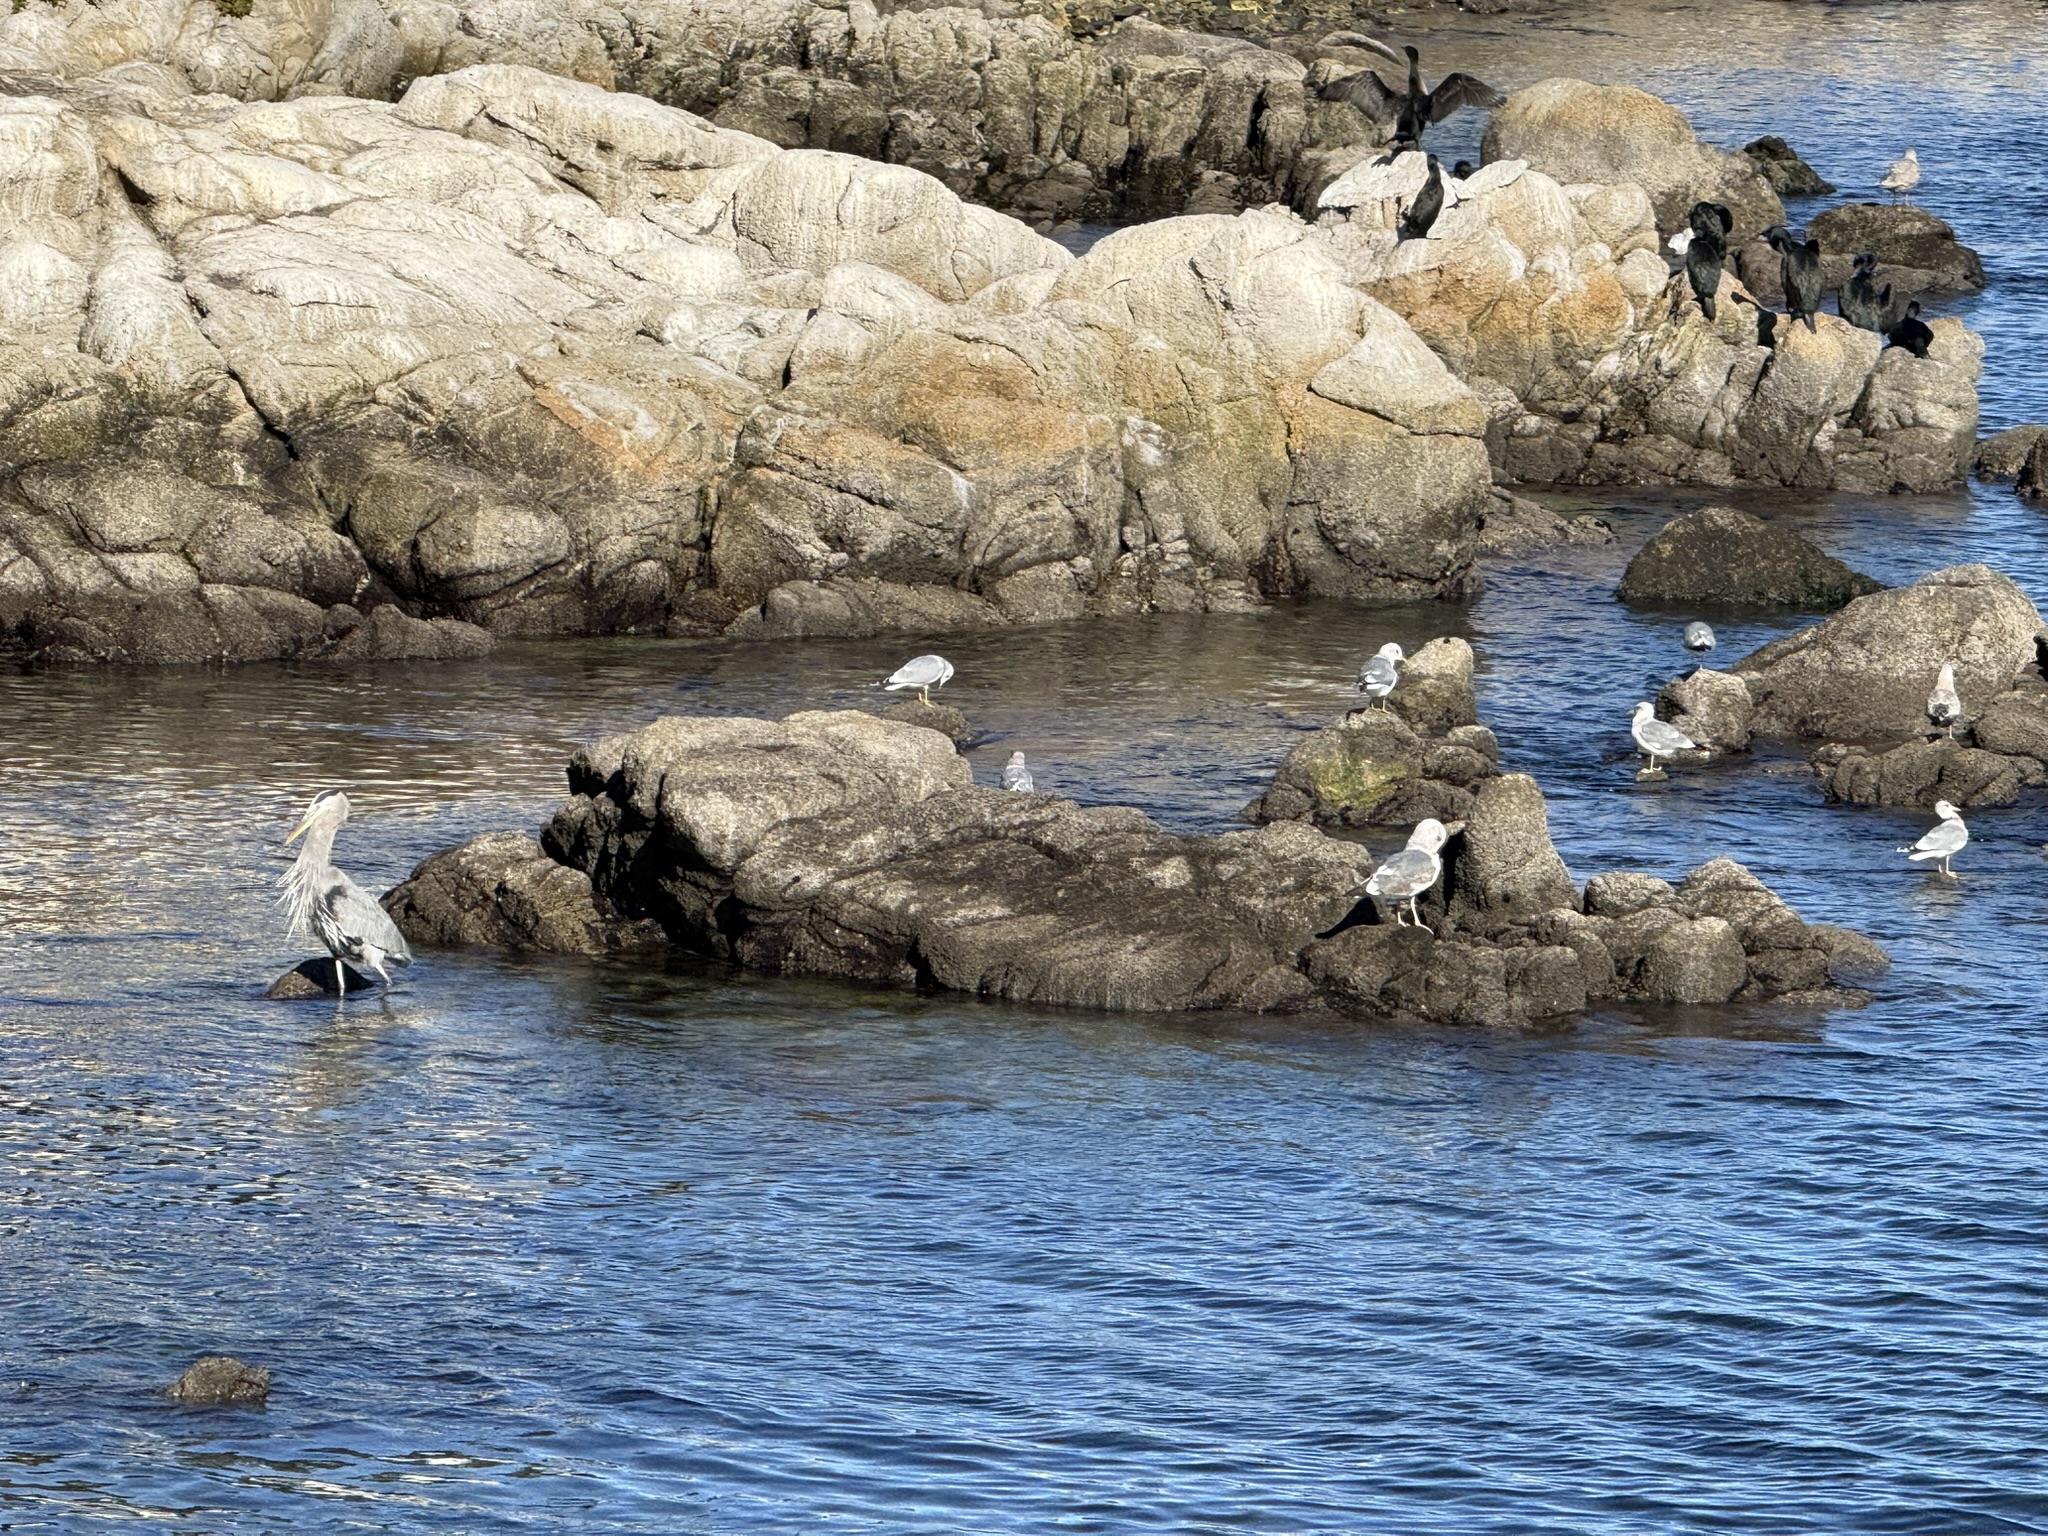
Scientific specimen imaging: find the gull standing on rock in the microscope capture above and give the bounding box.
[1927,661,1963,737]
[1355,643,1406,709]
[1631,701,1698,775]
[1001,751,1035,792]
[280,790,413,997]
[1880,148,1920,202]
[1684,621,1717,655]
[1901,799,1968,876]
[1365,818,1454,926]
[882,654,955,706]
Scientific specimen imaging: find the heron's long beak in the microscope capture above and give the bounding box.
[285,814,313,846]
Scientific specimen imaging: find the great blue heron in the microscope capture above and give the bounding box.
[882,654,955,706]
[1888,300,1934,358]
[1365,818,1454,926]
[1632,701,1699,775]
[1880,148,1919,202]
[1001,751,1035,792]
[1317,35,1505,155]
[1900,799,1967,876]
[1355,642,1406,709]
[280,790,413,997]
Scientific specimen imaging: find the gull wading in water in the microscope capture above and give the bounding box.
[280,790,413,997]
[1901,799,1968,876]
[1355,643,1405,709]
[1631,701,1698,776]
[1001,751,1035,792]
[1365,818,1455,927]
[1927,662,1962,738]
[882,654,954,706]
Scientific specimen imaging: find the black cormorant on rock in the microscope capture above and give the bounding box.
[1316,35,1505,154]
[1399,155,1447,240]
[1765,225,1823,332]
[1683,201,1733,320]
[1887,299,1935,358]
[1839,252,1893,332]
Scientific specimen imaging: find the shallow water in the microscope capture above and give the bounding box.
[6,1,2048,1529]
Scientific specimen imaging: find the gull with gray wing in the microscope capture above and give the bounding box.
[882,653,955,706]
[1365,818,1454,927]
[1631,701,1699,775]
[1901,799,1968,876]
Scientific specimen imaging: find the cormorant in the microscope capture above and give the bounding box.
[1839,252,1892,332]
[1316,36,1505,154]
[1682,201,1732,320]
[1887,299,1935,358]
[1400,155,1446,240]
[1765,225,1823,332]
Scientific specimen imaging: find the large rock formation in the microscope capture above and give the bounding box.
[388,707,1889,1024]
[1616,506,1881,610]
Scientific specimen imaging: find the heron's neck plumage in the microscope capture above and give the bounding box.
[280,824,340,940]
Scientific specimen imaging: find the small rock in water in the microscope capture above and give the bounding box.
[263,959,372,999]
[1742,136,1835,197]
[1971,424,2048,482]
[168,1356,269,1407]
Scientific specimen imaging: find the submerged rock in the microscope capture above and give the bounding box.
[1616,506,1881,610]
[1814,737,2025,809]
[167,1357,269,1408]
[1476,495,1617,558]
[264,959,373,999]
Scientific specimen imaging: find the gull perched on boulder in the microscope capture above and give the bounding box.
[1001,751,1035,792]
[1631,701,1698,775]
[882,654,954,706]
[1926,661,1962,738]
[1365,817,1455,926]
[1880,148,1920,202]
[1355,643,1405,709]
[1901,799,1968,876]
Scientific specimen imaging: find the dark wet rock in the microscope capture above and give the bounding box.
[1815,737,2023,809]
[1392,637,1479,731]
[1969,689,2048,761]
[168,1357,269,1408]
[264,959,373,999]
[383,832,667,956]
[1805,204,1986,297]
[1475,494,1617,558]
[2019,438,2048,503]
[1972,425,2048,482]
[323,605,495,662]
[1443,773,1579,937]
[1616,506,1881,610]
[1244,706,1497,829]
[1733,565,2047,741]
[1641,915,1748,1004]
[868,700,975,746]
[1742,136,1834,197]
[1656,668,1755,753]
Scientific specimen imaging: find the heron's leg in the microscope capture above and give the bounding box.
[335,958,345,999]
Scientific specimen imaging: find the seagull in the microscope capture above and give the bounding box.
[1927,661,1962,738]
[1684,621,1717,655]
[1001,751,1035,792]
[1365,817,1454,926]
[1632,700,1698,775]
[1354,643,1406,709]
[882,654,954,706]
[1900,798,1967,876]
[1880,148,1920,202]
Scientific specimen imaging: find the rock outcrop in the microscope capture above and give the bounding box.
[1615,506,1881,610]
[391,707,1888,1024]
[1800,204,1984,298]
[1475,493,1616,558]
[1741,136,1832,197]
[1655,667,1754,753]
[1244,712,1501,828]
[167,1356,269,1407]
[383,831,667,955]
[1975,425,2048,481]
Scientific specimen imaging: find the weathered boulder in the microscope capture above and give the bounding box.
[2020,438,2048,502]
[1814,737,2024,809]
[167,1357,269,1408]
[1805,204,1985,297]
[1476,494,1616,557]
[1656,667,1754,753]
[1481,78,1783,240]
[1742,136,1833,197]
[324,606,495,662]
[1974,425,2048,482]
[1443,773,1578,936]
[1733,565,2047,740]
[1641,915,1748,1004]
[1392,636,1478,730]
[1969,687,2048,761]
[1616,506,1881,609]
[868,699,975,745]
[1244,709,1497,828]
[383,831,666,955]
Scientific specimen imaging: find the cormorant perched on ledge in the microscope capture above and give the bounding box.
[1316,34,1505,154]
[1765,225,1823,332]
[1399,156,1447,240]
[1839,252,1892,332]
[1887,300,1935,358]
[1683,201,1733,320]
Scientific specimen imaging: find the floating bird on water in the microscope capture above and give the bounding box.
[1355,642,1406,709]
[882,653,955,706]
[1001,751,1035,792]
[1927,661,1963,738]
[1900,799,1967,876]
[1399,154,1446,240]
[1839,252,1893,332]
[1316,36,1504,155]
[1879,148,1920,202]
[1365,817,1454,926]
[1765,225,1823,332]
[1887,299,1935,358]
[1684,621,1717,655]
[280,790,412,998]
[1452,159,1474,180]
[1682,201,1733,321]
[1631,701,1699,775]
